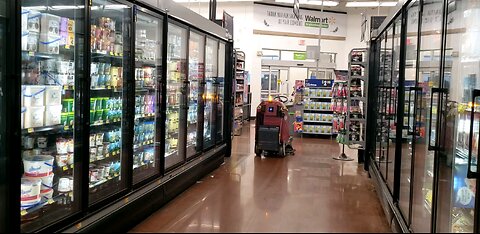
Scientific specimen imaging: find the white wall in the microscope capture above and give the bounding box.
[180,2,392,117]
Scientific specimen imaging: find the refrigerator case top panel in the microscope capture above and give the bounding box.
[186,31,205,159]
[204,38,218,150]
[436,0,480,233]
[132,10,163,185]
[88,0,131,205]
[19,1,84,232]
[165,22,188,169]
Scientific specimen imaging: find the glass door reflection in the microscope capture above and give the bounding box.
[165,22,187,169]
[203,38,218,150]
[186,31,204,159]
[132,10,162,184]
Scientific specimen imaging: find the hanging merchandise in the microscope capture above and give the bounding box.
[345,48,368,149]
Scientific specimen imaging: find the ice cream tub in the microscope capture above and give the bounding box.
[40,188,54,201]
[24,172,54,190]
[21,178,41,208]
[23,155,54,177]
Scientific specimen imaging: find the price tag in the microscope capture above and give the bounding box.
[70,164,74,169]
[65,45,70,49]
[21,210,28,216]
[112,151,116,156]
[107,86,111,89]
[64,126,70,131]
[63,166,68,171]
[110,51,114,56]
[27,128,34,133]
[48,199,55,204]
[105,153,109,158]
[105,120,110,124]
[28,51,34,56]
[64,85,69,90]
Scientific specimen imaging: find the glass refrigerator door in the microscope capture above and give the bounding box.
[19,1,83,231]
[386,23,399,191]
[216,42,226,144]
[187,32,204,159]
[89,0,130,204]
[410,0,444,232]
[436,0,480,232]
[204,38,218,149]
[132,10,162,184]
[399,1,419,225]
[376,33,390,179]
[165,23,187,169]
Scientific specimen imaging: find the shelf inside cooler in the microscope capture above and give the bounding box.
[165,150,178,158]
[22,50,66,60]
[91,118,122,127]
[89,150,121,164]
[91,51,123,59]
[89,174,120,189]
[134,113,155,120]
[133,161,155,170]
[22,124,73,135]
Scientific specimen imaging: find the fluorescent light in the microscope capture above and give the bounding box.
[380,2,398,6]
[305,1,339,6]
[274,0,339,5]
[346,1,398,7]
[174,0,252,2]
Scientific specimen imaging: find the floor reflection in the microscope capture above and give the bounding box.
[130,122,391,233]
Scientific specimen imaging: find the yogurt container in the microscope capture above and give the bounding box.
[23,155,54,177]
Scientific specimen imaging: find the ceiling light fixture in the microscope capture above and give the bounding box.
[174,0,252,2]
[305,1,339,6]
[275,0,338,6]
[346,1,398,7]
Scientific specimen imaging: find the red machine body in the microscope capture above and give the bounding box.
[255,99,290,156]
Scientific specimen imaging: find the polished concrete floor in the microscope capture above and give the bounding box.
[130,123,391,233]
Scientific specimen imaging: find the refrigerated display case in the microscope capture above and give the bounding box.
[366,0,480,233]
[19,1,84,231]
[187,31,204,160]
[88,0,131,205]
[165,22,187,169]
[132,8,162,185]
[204,37,218,149]
[3,0,232,232]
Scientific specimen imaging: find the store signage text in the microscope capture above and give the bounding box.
[254,4,347,38]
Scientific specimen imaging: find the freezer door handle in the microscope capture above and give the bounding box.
[407,87,422,136]
[428,87,448,151]
[467,89,480,179]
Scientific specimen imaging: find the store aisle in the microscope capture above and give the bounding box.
[130,123,390,233]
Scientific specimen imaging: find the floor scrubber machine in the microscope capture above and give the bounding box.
[255,95,294,156]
